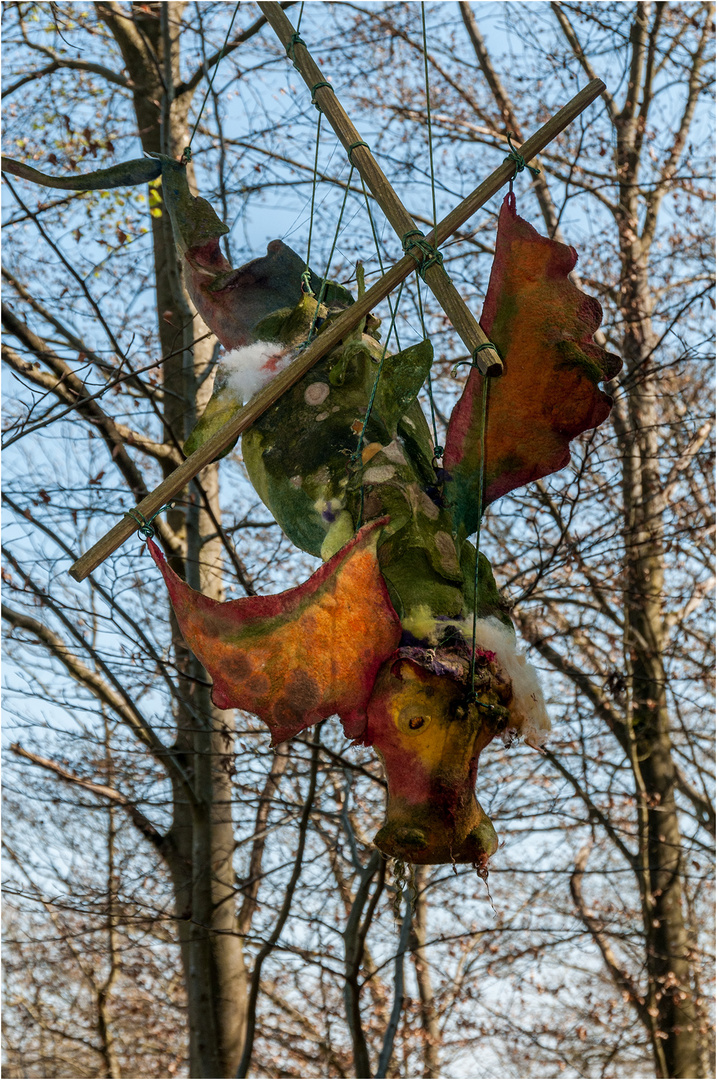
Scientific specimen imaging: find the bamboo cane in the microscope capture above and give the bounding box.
[68,78,604,581]
[259,1,504,377]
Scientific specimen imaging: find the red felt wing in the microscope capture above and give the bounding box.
[444,193,621,534]
[148,520,401,745]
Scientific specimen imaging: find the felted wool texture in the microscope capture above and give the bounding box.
[148,520,401,745]
[444,191,621,529]
[401,607,550,745]
[221,341,291,404]
[475,616,551,746]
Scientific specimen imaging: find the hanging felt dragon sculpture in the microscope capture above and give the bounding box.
[2,153,621,868]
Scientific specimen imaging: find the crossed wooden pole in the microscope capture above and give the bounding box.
[68,2,604,582]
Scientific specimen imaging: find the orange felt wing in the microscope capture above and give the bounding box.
[148,520,401,745]
[444,193,621,534]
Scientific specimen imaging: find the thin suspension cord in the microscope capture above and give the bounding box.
[185,3,240,156]
[304,164,356,346]
[352,280,406,526]
[420,2,442,458]
[301,111,324,296]
[359,174,402,352]
[421,3,439,238]
[469,376,489,699]
[417,285,443,457]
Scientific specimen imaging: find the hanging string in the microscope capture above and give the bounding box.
[419,3,442,459]
[468,374,509,723]
[358,173,402,352]
[421,4,439,235]
[351,280,405,463]
[286,3,307,69]
[469,376,489,702]
[417,286,443,459]
[351,280,405,528]
[452,341,499,378]
[183,3,240,161]
[304,163,355,347]
[301,111,324,297]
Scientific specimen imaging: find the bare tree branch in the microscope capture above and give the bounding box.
[9,744,167,851]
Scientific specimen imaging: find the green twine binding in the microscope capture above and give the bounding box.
[285,31,306,68]
[347,140,370,165]
[505,133,540,179]
[310,80,333,111]
[401,229,443,281]
[127,503,175,541]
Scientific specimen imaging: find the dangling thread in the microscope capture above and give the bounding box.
[184,3,240,160]
[473,862,497,916]
[451,341,499,379]
[301,110,324,297]
[358,172,402,350]
[417,285,443,460]
[392,858,407,919]
[469,376,489,703]
[304,164,355,347]
[350,279,406,487]
[285,31,306,69]
[419,3,443,460]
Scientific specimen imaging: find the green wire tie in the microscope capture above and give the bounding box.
[181,146,192,164]
[451,342,499,377]
[310,80,333,111]
[504,133,540,179]
[126,503,175,541]
[347,140,370,165]
[300,268,314,297]
[401,229,443,281]
[466,695,508,720]
[286,32,306,68]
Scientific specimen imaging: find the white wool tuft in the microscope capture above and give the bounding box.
[403,607,551,746]
[220,342,291,404]
[474,616,551,746]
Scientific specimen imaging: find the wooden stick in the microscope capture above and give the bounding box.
[259,2,505,376]
[69,79,604,582]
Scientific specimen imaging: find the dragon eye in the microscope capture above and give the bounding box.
[397,708,433,736]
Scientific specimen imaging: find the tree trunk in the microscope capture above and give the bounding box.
[616,119,701,1078]
[98,4,247,1074]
